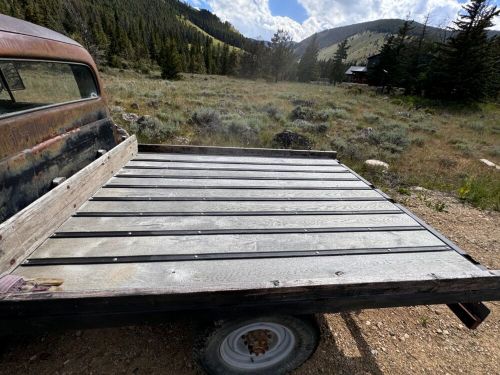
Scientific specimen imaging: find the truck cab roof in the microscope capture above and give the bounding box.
[0,14,95,67]
[0,13,81,46]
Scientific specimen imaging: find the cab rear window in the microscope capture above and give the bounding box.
[0,60,98,117]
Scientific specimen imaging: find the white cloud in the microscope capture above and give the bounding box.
[204,0,500,41]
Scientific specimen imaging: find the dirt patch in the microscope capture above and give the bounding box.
[0,191,498,375]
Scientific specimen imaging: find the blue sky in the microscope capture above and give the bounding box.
[269,0,308,24]
[185,0,500,41]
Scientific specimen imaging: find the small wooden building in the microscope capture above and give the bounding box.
[345,66,368,84]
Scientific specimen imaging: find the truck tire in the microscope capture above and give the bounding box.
[194,315,319,375]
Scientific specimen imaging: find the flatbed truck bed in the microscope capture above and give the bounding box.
[1,136,499,331]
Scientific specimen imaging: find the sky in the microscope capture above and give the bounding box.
[185,0,500,41]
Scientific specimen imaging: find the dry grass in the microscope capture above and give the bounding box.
[102,69,500,210]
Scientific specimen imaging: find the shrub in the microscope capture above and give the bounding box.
[191,108,222,132]
[363,112,380,124]
[129,116,179,142]
[291,106,349,122]
[291,119,329,134]
[330,138,364,161]
[458,175,500,211]
[487,145,500,157]
[290,106,316,121]
[290,98,315,107]
[223,118,259,144]
[368,123,409,153]
[409,121,437,133]
[261,104,283,121]
[460,121,486,133]
[454,141,473,156]
[272,130,312,150]
[410,136,426,147]
[328,108,350,119]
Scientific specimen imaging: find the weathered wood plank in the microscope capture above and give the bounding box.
[126,161,347,172]
[106,177,368,189]
[119,168,354,180]
[12,251,490,293]
[93,187,384,200]
[57,213,419,233]
[0,136,138,275]
[31,230,445,258]
[138,144,338,159]
[135,153,339,165]
[79,200,399,213]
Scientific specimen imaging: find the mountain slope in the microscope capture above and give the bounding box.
[297,18,500,64]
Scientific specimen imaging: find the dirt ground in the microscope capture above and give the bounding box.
[1,190,498,375]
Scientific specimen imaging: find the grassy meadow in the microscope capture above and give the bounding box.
[102,68,500,210]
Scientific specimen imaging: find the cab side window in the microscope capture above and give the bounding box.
[0,60,98,117]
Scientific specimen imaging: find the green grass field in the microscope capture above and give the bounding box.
[102,69,500,210]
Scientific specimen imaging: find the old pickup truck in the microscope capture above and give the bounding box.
[1,14,499,375]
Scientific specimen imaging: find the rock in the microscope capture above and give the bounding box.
[365,321,371,326]
[404,333,410,339]
[370,349,378,356]
[480,159,500,169]
[443,330,450,335]
[364,159,389,170]
[131,102,140,110]
[377,322,383,328]
[122,112,139,122]
[436,328,443,334]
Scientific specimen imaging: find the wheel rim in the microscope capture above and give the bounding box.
[219,322,296,370]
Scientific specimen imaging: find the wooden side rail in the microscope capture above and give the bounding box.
[0,136,138,275]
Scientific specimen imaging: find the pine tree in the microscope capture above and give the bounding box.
[269,30,295,82]
[159,41,182,80]
[220,44,230,75]
[488,36,500,99]
[329,39,350,84]
[368,20,413,89]
[426,0,499,101]
[297,35,319,82]
[227,49,239,75]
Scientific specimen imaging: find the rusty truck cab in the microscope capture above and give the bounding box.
[0,14,120,222]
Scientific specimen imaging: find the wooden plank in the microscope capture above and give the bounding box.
[12,251,490,293]
[119,168,354,180]
[0,136,138,275]
[135,153,339,165]
[93,187,384,200]
[138,144,338,159]
[78,200,399,213]
[57,213,419,233]
[106,177,368,189]
[31,230,446,258]
[126,161,347,172]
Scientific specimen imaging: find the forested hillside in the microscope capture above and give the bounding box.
[0,0,255,74]
[296,18,500,64]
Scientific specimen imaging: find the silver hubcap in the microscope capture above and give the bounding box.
[219,322,296,370]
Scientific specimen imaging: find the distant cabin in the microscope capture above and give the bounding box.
[345,66,368,84]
